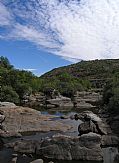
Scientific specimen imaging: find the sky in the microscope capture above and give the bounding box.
[0,0,119,76]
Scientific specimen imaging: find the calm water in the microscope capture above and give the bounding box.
[0,107,118,163]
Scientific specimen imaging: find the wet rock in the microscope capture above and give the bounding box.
[30,159,44,163]
[101,135,119,147]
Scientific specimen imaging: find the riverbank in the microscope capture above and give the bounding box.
[0,102,119,163]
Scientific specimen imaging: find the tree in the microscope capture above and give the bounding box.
[0,86,19,104]
[103,73,119,114]
[0,56,13,69]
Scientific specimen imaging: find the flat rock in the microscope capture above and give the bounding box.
[75,101,95,109]
[46,96,73,107]
[0,106,71,134]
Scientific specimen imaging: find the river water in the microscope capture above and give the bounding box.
[0,107,118,163]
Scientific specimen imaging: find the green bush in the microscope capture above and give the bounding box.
[0,86,19,104]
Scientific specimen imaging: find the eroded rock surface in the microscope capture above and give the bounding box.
[73,91,102,108]
[0,106,71,134]
[6,133,103,161]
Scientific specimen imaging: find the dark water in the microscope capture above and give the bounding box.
[0,107,118,163]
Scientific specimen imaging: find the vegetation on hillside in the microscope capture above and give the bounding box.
[42,59,119,113]
[103,72,119,114]
[1,56,119,114]
[0,56,41,104]
[42,59,119,88]
[0,57,91,104]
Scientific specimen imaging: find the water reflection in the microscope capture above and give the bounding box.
[103,147,119,163]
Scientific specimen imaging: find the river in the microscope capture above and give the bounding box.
[0,107,118,163]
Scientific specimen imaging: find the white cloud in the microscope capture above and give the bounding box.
[17,68,37,72]
[0,0,119,61]
[22,68,37,72]
[0,2,12,26]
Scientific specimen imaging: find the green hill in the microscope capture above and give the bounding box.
[41,59,119,89]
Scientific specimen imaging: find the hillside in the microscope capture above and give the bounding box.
[1,57,119,109]
[41,59,119,89]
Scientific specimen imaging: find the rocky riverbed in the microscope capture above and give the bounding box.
[0,102,119,163]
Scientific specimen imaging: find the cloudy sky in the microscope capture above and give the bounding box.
[0,0,119,75]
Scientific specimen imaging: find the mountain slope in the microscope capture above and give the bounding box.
[41,59,119,89]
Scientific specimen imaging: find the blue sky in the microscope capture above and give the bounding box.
[0,0,119,76]
[0,39,71,76]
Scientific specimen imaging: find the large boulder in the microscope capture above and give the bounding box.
[75,111,108,135]
[72,132,102,161]
[37,133,103,161]
[78,121,98,136]
[79,132,102,148]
